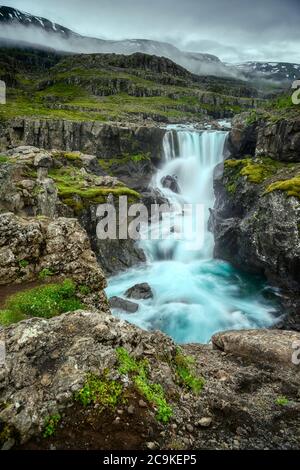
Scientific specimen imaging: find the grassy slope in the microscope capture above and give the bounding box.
[0,47,269,123]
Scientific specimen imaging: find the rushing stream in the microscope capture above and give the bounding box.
[106,126,278,343]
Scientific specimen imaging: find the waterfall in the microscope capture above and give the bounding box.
[148,128,228,261]
[106,126,278,344]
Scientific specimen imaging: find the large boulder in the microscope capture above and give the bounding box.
[0,310,176,444]
[212,329,300,367]
[0,212,107,295]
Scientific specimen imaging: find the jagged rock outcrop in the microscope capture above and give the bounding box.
[0,314,299,450]
[0,145,147,276]
[0,212,107,299]
[227,113,258,158]
[256,119,300,163]
[0,119,166,165]
[211,113,300,328]
[228,113,300,162]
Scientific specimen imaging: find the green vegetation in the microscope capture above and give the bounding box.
[48,166,140,213]
[75,372,123,410]
[116,347,173,423]
[99,153,150,174]
[174,349,205,393]
[18,259,29,269]
[223,157,299,195]
[0,422,12,444]
[0,155,8,164]
[43,414,61,438]
[0,46,265,123]
[0,279,82,325]
[266,175,300,199]
[224,157,300,199]
[78,285,91,296]
[275,396,290,406]
[38,267,55,279]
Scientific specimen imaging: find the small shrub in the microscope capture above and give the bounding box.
[174,348,205,394]
[19,259,29,269]
[0,155,8,165]
[75,372,123,410]
[38,268,55,279]
[116,347,173,423]
[43,414,61,438]
[275,396,290,406]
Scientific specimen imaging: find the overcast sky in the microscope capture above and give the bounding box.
[3,0,300,63]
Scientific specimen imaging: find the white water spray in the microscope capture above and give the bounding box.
[107,127,278,343]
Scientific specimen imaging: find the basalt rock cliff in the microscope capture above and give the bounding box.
[211,112,300,329]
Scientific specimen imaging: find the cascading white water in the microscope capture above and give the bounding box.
[106,126,278,343]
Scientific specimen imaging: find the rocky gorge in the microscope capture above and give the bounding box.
[0,43,299,451]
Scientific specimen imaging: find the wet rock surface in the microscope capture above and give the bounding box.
[161,175,180,194]
[125,283,154,300]
[109,296,139,313]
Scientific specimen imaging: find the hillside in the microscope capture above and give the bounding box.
[0,46,267,124]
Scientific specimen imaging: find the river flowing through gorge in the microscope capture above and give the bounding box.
[106,126,279,343]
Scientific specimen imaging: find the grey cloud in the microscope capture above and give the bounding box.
[2,0,300,63]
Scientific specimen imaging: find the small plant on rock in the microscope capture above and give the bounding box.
[43,414,61,438]
[116,347,173,424]
[74,372,123,411]
[174,348,205,394]
[275,396,290,406]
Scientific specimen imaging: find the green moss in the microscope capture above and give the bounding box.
[38,267,55,279]
[0,155,8,164]
[78,285,92,296]
[74,372,123,410]
[43,414,61,438]
[18,259,29,269]
[48,166,140,212]
[275,396,290,406]
[116,347,173,423]
[174,349,205,394]
[266,175,300,199]
[99,153,150,174]
[224,157,289,188]
[52,151,82,163]
[0,279,82,325]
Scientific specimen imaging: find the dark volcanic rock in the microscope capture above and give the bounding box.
[211,113,300,328]
[109,296,139,313]
[0,118,166,166]
[161,175,180,194]
[227,113,258,158]
[256,118,300,162]
[125,283,154,300]
[228,113,300,163]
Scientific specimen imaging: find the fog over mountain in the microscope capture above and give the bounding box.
[2,0,300,64]
[0,2,299,82]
